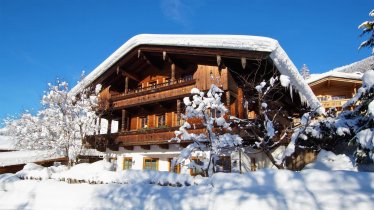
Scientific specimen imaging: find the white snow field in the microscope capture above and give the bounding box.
[1,155,374,210]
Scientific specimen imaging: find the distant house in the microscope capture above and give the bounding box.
[307,57,372,111]
[72,34,321,174]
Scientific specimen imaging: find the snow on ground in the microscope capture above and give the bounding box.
[1,156,374,210]
[304,150,357,171]
[0,168,373,210]
[0,150,63,167]
[0,135,15,150]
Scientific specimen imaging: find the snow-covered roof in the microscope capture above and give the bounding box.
[0,150,64,167]
[70,34,322,113]
[306,57,372,85]
[330,56,373,74]
[307,71,363,85]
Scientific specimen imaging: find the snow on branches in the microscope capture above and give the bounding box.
[358,9,374,51]
[5,79,102,165]
[172,85,242,176]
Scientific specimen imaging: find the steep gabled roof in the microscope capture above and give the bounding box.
[306,57,372,85]
[71,34,323,113]
[307,71,363,85]
[331,56,373,74]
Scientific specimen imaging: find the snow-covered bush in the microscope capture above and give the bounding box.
[5,79,101,165]
[172,84,242,176]
[303,150,357,171]
[15,163,68,180]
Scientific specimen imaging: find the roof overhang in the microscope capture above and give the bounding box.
[70,34,323,114]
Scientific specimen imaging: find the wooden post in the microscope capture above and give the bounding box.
[126,116,130,131]
[121,109,127,132]
[125,76,129,94]
[177,99,181,125]
[237,87,244,119]
[226,91,231,115]
[171,63,176,82]
[107,117,112,134]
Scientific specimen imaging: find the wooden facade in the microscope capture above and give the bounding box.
[81,42,305,153]
[308,76,362,111]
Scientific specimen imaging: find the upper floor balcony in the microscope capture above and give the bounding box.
[111,76,196,109]
[320,99,350,109]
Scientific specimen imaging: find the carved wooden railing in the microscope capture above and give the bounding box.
[112,81,196,108]
[320,99,349,108]
[111,77,195,100]
[116,125,206,146]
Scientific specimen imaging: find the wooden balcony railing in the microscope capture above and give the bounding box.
[320,99,349,108]
[112,82,196,108]
[116,125,206,146]
[111,76,195,100]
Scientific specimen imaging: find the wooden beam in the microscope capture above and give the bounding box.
[171,62,176,82]
[124,76,129,93]
[237,87,244,119]
[140,145,151,150]
[162,51,189,70]
[158,144,169,150]
[138,51,162,70]
[121,109,127,132]
[120,69,140,82]
[123,146,134,150]
[139,46,269,60]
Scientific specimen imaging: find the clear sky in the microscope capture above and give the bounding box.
[0,0,372,123]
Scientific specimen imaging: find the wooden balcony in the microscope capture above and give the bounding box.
[320,99,349,108]
[115,126,204,146]
[85,125,209,151]
[111,78,196,109]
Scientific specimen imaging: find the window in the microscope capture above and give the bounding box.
[215,156,231,173]
[143,158,159,170]
[190,158,205,176]
[123,157,132,170]
[140,117,148,128]
[210,108,221,118]
[168,158,180,174]
[157,114,166,127]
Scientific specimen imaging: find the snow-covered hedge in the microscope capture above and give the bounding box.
[15,160,200,186]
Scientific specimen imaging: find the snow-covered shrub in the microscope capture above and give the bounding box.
[4,78,101,165]
[172,84,242,176]
[16,163,51,180]
[303,150,357,171]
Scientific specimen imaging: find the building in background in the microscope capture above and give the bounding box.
[307,57,372,111]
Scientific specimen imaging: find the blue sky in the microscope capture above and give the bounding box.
[0,0,372,123]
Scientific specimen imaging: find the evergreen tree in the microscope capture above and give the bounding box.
[300,64,310,79]
[358,9,374,51]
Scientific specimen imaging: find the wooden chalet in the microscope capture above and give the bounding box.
[72,34,321,173]
[307,71,363,111]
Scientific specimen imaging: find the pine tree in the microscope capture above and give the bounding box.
[358,9,374,51]
[300,64,310,79]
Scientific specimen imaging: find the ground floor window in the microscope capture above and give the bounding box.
[190,157,205,176]
[143,157,159,171]
[168,158,180,174]
[123,157,132,170]
[215,156,231,173]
